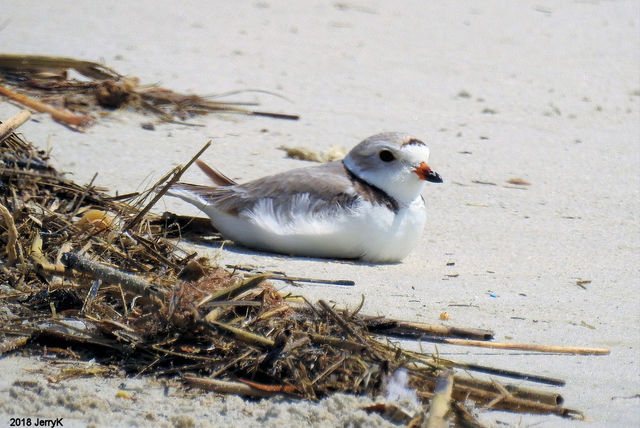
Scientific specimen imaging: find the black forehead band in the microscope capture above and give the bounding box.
[401,138,426,147]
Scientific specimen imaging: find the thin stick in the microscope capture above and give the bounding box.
[0,202,19,265]
[184,376,276,398]
[365,319,494,341]
[426,370,454,428]
[193,103,299,120]
[447,360,565,387]
[203,320,275,348]
[0,85,93,128]
[61,252,162,297]
[311,355,346,385]
[268,274,355,286]
[70,172,98,217]
[123,140,211,231]
[318,300,366,344]
[210,350,253,378]
[401,349,566,388]
[423,337,610,355]
[235,378,297,394]
[0,110,31,144]
[453,376,563,406]
[197,274,269,306]
[148,345,221,362]
[249,305,291,324]
[127,232,179,270]
[249,110,299,120]
[308,333,367,353]
[418,380,583,419]
[80,279,102,314]
[225,265,355,286]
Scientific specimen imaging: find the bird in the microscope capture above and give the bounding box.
[166,132,442,263]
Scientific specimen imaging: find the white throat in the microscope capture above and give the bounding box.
[343,149,428,206]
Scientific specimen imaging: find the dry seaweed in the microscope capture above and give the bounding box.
[278,145,347,163]
[0,54,298,130]
[0,111,602,424]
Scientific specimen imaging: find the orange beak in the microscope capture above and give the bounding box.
[413,162,443,183]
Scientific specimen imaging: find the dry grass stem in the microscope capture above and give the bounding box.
[427,337,610,355]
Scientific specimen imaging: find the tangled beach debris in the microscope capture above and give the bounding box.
[0,54,299,130]
[0,110,610,425]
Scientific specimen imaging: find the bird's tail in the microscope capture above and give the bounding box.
[165,183,215,212]
[195,159,236,186]
[164,159,233,212]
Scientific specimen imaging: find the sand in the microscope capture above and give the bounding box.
[1,1,639,426]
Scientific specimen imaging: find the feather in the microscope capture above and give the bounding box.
[196,159,236,186]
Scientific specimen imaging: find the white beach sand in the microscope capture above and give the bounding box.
[1,1,639,426]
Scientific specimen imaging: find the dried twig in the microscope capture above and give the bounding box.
[319,299,366,344]
[123,141,211,231]
[364,318,494,341]
[308,333,367,353]
[0,84,93,128]
[418,378,583,419]
[422,337,610,355]
[61,252,162,297]
[198,274,269,306]
[235,378,297,395]
[203,319,275,348]
[184,376,279,398]
[0,109,31,144]
[0,202,19,265]
[267,274,355,286]
[226,264,354,286]
[442,360,565,386]
[311,355,347,385]
[453,376,563,406]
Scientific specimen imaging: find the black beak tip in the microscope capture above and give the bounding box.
[427,171,443,183]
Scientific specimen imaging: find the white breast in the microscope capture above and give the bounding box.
[358,198,426,262]
[201,194,426,263]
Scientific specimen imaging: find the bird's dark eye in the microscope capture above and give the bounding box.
[379,150,395,162]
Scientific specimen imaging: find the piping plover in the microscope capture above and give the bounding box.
[167,132,442,262]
